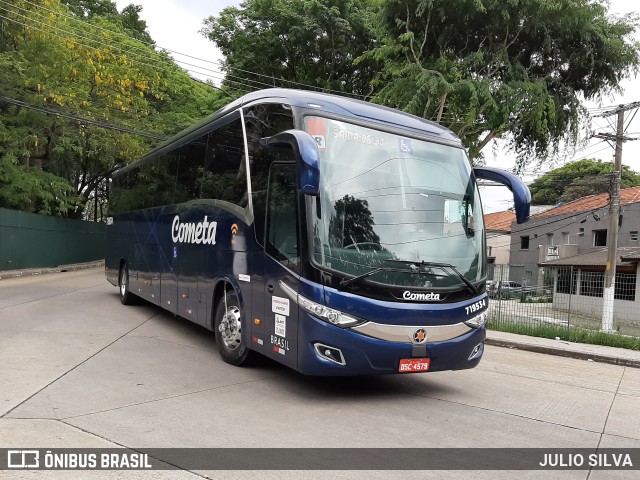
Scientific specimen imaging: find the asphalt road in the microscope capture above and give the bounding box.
[0,268,639,479]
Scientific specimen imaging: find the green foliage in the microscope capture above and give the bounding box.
[0,0,223,217]
[528,159,640,205]
[362,0,640,163]
[0,152,80,215]
[487,321,640,350]
[201,0,381,97]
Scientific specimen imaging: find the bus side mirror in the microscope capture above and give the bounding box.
[473,167,531,224]
[261,130,320,196]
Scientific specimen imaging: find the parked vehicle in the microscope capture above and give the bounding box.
[488,281,550,298]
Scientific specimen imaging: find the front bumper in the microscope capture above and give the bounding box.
[297,311,486,376]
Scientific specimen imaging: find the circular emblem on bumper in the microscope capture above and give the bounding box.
[413,328,427,344]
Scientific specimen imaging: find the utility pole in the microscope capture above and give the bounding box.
[592,102,640,332]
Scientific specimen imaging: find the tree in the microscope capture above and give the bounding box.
[528,159,640,205]
[0,0,223,217]
[63,0,118,18]
[329,195,380,247]
[201,0,381,98]
[360,0,640,163]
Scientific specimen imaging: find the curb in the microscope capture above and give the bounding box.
[485,337,640,369]
[0,260,104,281]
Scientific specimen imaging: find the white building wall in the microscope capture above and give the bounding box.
[552,264,640,322]
[487,233,511,264]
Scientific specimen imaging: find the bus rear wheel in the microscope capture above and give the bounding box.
[118,263,135,305]
[215,290,251,366]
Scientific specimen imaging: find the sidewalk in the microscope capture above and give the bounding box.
[486,329,640,368]
[0,260,104,280]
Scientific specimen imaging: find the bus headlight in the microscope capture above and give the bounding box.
[464,311,487,329]
[279,281,364,328]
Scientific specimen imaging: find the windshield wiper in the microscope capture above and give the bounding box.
[339,266,436,288]
[383,260,479,295]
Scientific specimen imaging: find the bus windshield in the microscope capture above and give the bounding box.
[305,116,485,289]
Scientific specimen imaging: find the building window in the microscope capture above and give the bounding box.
[593,229,607,247]
[615,273,636,301]
[520,236,530,250]
[581,271,604,297]
[631,231,638,241]
[487,246,493,257]
[557,268,577,294]
[546,233,554,246]
[562,232,570,244]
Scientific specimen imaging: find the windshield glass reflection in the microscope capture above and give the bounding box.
[304,116,485,288]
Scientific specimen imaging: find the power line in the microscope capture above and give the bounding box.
[14,0,368,99]
[2,0,276,92]
[592,101,640,118]
[0,7,259,96]
[0,94,168,140]
[485,205,613,250]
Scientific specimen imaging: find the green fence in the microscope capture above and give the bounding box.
[0,208,105,270]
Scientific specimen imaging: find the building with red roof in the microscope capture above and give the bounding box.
[507,186,640,320]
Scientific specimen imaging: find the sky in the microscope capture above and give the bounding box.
[114,0,640,213]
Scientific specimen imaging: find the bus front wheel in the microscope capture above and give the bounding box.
[215,290,251,366]
[118,263,135,305]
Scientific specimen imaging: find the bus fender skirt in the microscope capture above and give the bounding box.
[212,276,246,327]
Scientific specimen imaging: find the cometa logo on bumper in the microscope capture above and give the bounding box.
[403,291,441,301]
[171,215,217,245]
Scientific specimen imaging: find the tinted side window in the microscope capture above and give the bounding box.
[266,163,299,272]
[110,167,144,214]
[174,134,208,204]
[109,157,178,213]
[201,116,248,207]
[139,153,179,208]
[244,103,295,245]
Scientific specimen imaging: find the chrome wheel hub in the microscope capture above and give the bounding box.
[120,271,126,297]
[219,305,242,350]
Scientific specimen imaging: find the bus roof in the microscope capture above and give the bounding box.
[127,88,463,174]
[228,88,460,143]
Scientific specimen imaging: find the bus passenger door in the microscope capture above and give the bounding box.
[261,163,301,370]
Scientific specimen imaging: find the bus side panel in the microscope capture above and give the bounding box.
[160,209,178,314]
[126,209,163,306]
[105,214,131,287]
[166,206,258,331]
[259,255,299,370]
[245,251,265,351]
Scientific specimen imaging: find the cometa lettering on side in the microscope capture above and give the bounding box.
[171,215,217,245]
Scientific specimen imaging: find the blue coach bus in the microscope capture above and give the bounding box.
[105,88,530,375]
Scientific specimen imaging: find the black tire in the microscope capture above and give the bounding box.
[214,290,251,366]
[118,263,136,305]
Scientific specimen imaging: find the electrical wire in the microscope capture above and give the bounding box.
[13,0,369,98]
[0,94,168,140]
[0,8,261,95]
[484,205,614,250]
[0,9,260,96]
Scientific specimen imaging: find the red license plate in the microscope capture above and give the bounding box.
[398,358,430,373]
